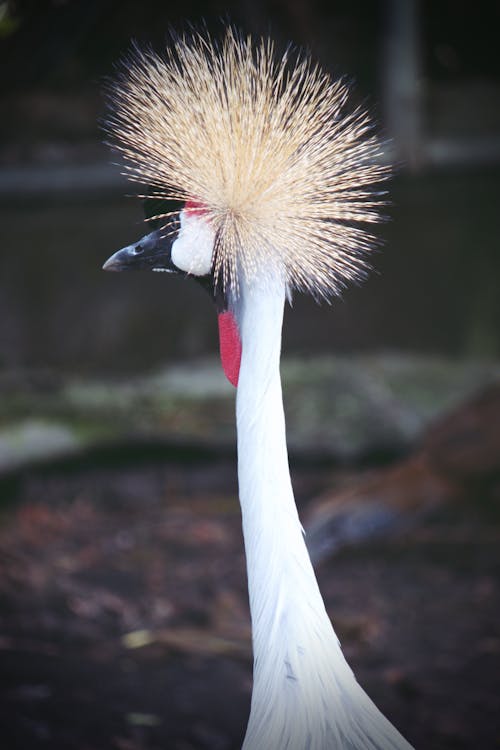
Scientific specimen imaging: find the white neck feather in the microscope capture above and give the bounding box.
[234,275,413,750]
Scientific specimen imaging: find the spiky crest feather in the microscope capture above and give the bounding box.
[106,28,389,298]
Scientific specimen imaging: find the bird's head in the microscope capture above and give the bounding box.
[103,199,242,386]
[103,28,390,388]
[103,201,214,278]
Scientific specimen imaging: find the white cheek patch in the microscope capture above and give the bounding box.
[171,210,215,276]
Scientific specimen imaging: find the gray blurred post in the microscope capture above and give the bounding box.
[382,0,422,169]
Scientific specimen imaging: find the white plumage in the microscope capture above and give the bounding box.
[171,208,215,276]
[106,26,413,750]
[234,275,412,749]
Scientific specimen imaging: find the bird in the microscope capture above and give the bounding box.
[103,27,413,750]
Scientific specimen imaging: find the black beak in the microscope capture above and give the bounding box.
[102,228,180,274]
[103,221,226,311]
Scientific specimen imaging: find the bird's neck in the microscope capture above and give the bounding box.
[235,277,307,609]
[234,276,334,743]
[233,277,412,750]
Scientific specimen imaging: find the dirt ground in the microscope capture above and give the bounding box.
[0,458,499,750]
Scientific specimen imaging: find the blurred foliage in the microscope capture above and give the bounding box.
[0,1,20,38]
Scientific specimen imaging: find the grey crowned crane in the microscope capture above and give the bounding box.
[103,28,413,750]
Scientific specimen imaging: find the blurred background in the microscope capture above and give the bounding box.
[0,1,499,749]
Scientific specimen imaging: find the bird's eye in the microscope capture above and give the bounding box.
[132,244,144,255]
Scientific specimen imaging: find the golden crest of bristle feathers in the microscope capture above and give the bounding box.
[106,27,390,298]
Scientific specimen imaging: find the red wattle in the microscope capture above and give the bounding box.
[218,311,242,388]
